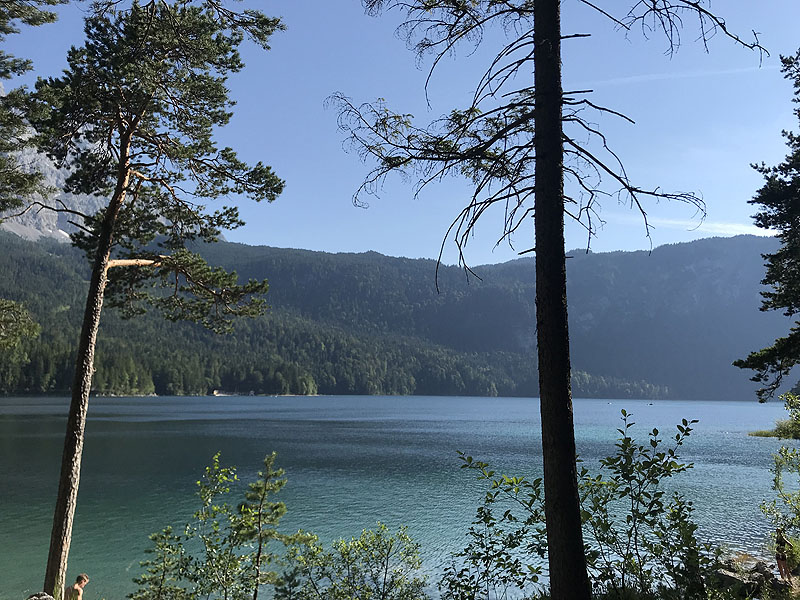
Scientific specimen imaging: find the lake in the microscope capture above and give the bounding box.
[0,395,793,600]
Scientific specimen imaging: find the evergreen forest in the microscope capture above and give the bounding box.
[0,230,786,399]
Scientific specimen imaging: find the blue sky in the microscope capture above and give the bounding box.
[7,1,800,265]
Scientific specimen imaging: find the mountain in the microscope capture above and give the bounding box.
[201,234,785,399]
[0,148,108,242]
[0,230,786,399]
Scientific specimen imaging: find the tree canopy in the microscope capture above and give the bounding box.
[337,2,763,598]
[735,49,800,400]
[24,1,286,594]
[0,0,64,206]
[0,1,65,352]
[0,297,39,350]
[28,0,284,330]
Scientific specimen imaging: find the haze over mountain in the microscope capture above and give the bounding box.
[0,230,786,400]
[0,148,106,242]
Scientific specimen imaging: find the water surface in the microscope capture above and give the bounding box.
[0,395,791,600]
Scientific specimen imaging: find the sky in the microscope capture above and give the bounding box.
[6,0,800,266]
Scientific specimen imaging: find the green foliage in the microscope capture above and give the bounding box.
[439,455,545,600]
[581,412,715,600]
[144,249,270,335]
[751,393,800,439]
[236,453,291,600]
[128,433,729,600]
[0,1,63,76]
[25,0,283,333]
[448,413,719,600]
[0,0,64,211]
[757,391,800,596]
[735,49,800,400]
[188,453,247,600]
[0,298,40,388]
[279,523,428,600]
[130,452,305,600]
[129,527,192,600]
[132,456,424,600]
[758,412,800,597]
[783,535,800,574]
[762,443,800,532]
[0,298,39,350]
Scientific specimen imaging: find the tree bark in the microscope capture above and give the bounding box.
[533,1,591,599]
[44,139,131,598]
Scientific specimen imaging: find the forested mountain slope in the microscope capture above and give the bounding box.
[0,231,785,399]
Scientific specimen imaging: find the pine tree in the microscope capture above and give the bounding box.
[236,453,291,600]
[128,527,192,600]
[0,297,39,348]
[24,2,285,595]
[0,1,64,355]
[0,0,64,207]
[736,49,800,400]
[334,2,763,597]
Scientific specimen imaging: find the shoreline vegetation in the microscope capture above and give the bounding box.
[750,393,800,439]
[3,397,795,599]
[750,426,800,439]
[0,232,784,401]
[120,414,796,600]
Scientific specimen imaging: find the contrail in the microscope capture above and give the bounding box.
[569,65,778,89]
[648,217,775,237]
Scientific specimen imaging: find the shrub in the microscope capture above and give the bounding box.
[751,393,800,439]
[129,453,306,600]
[445,412,720,600]
[278,523,429,600]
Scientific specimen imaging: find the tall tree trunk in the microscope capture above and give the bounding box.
[252,493,265,600]
[43,240,111,599]
[44,143,131,598]
[533,2,591,599]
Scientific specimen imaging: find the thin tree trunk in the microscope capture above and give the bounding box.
[44,139,131,598]
[43,224,113,598]
[533,1,591,599]
[252,492,265,600]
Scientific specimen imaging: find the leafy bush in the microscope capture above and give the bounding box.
[751,393,800,439]
[581,412,717,600]
[132,455,425,600]
[438,459,546,600]
[444,412,720,600]
[775,393,800,439]
[129,527,192,600]
[129,453,306,600]
[786,536,800,575]
[134,416,725,600]
[762,442,800,533]
[278,523,428,600]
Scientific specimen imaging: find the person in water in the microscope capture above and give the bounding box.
[65,574,89,600]
[776,528,794,582]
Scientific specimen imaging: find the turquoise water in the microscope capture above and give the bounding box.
[0,395,792,600]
